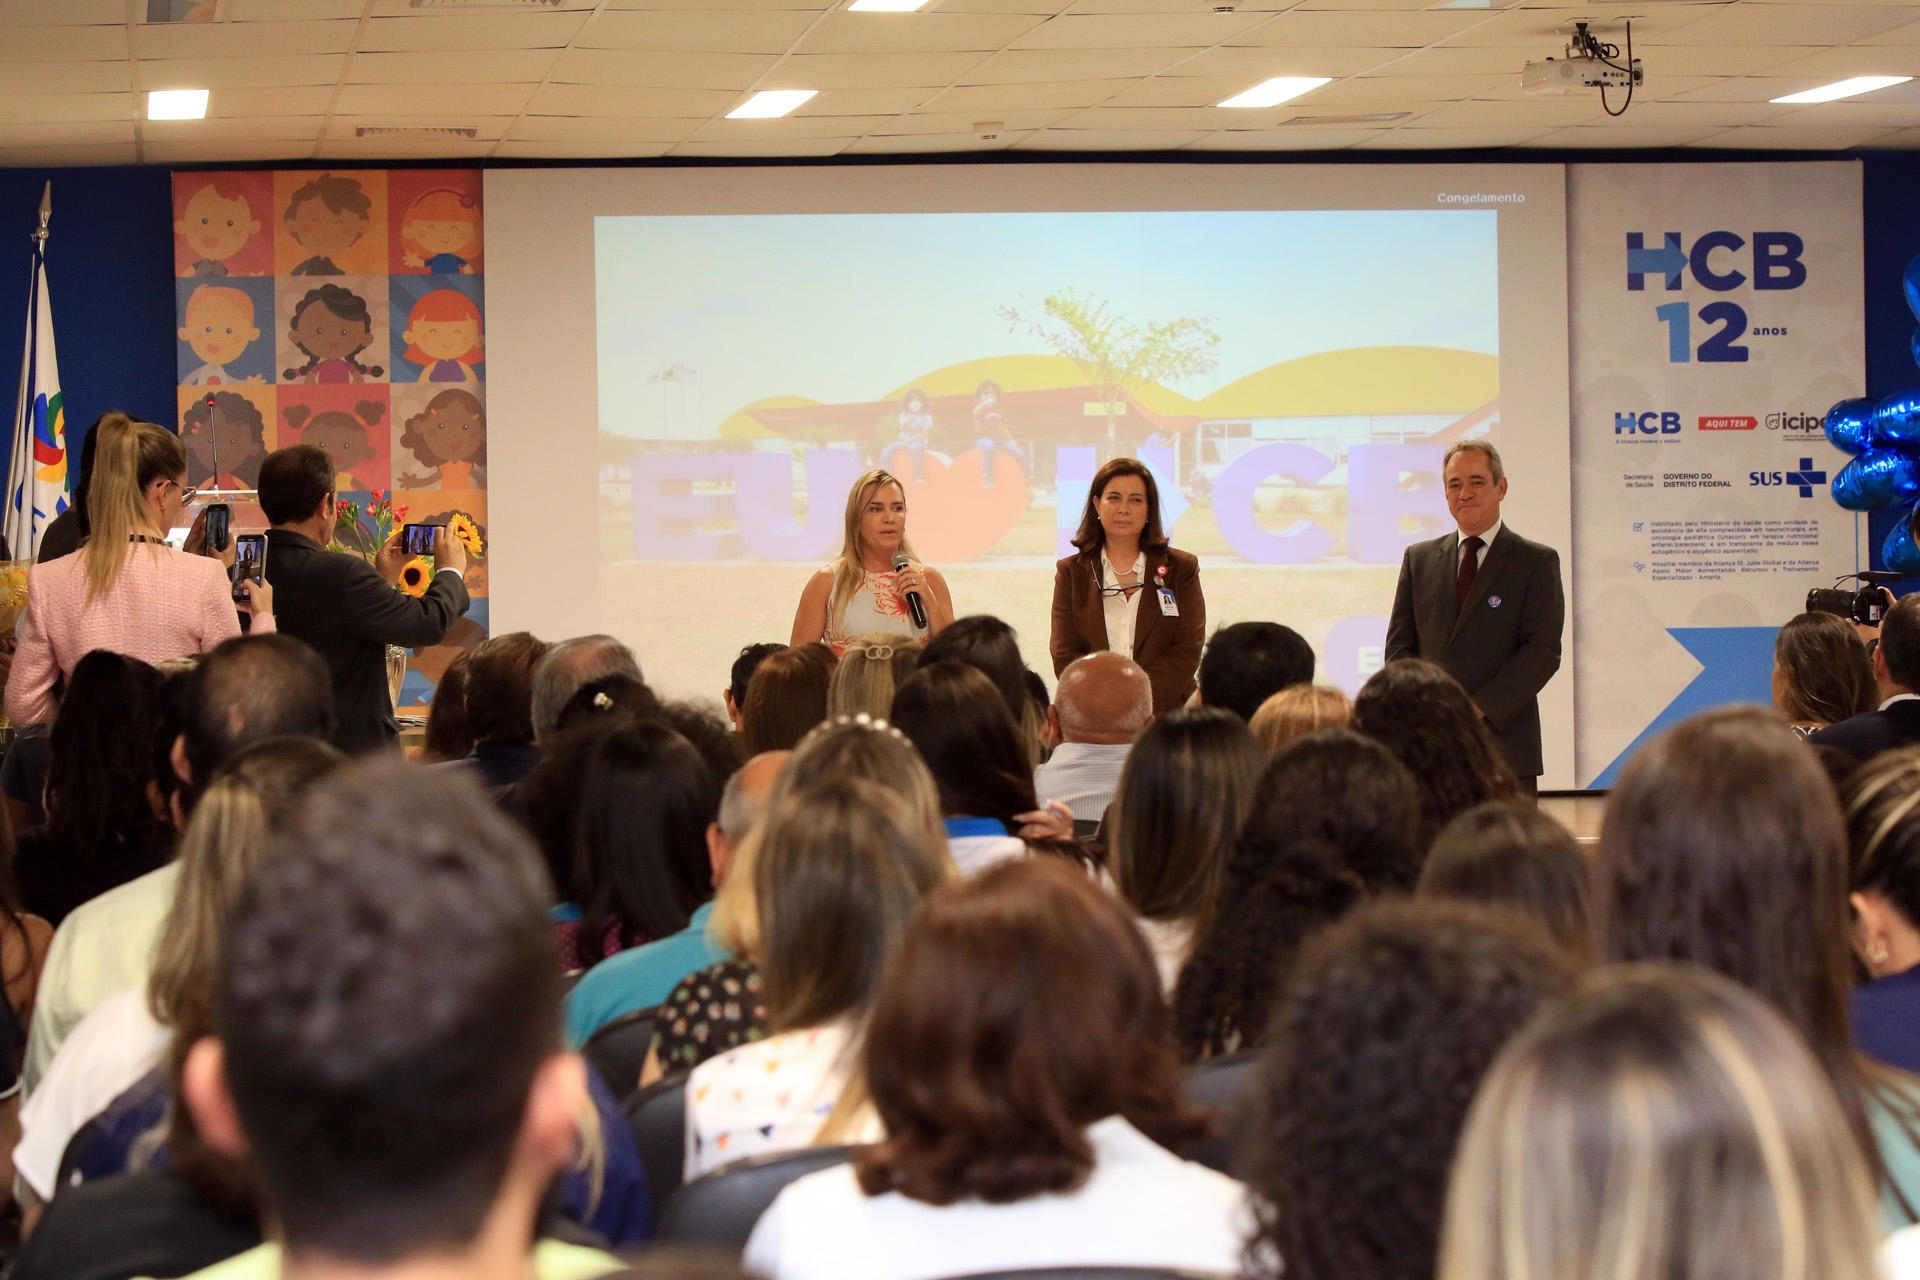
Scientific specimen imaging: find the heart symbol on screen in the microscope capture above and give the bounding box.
[888,448,1031,563]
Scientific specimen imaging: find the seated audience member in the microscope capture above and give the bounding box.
[723,642,785,736]
[640,716,951,1083]
[1775,610,1878,737]
[523,720,717,973]
[1439,968,1881,1280]
[13,652,172,925]
[1812,592,1920,762]
[0,833,54,1205]
[462,631,552,791]
[1022,669,1052,764]
[531,635,649,746]
[1843,749,1920,1075]
[1248,900,1577,1280]
[892,662,1083,875]
[741,644,837,756]
[564,752,786,1055]
[745,858,1239,1280]
[13,738,343,1220]
[257,444,466,755]
[1107,707,1263,991]
[23,633,333,1090]
[1418,801,1591,961]
[1597,705,1920,1226]
[1195,621,1315,723]
[1249,683,1351,753]
[167,762,624,1280]
[418,648,474,763]
[826,633,921,722]
[685,778,943,1178]
[1174,729,1421,1059]
[919,614,1030,734]
[5,414,272,728]
[1033,651,1153,824]
[1353,658,1519,845]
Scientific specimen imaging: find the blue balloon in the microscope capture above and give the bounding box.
[1876,390,1920,448]
[1888,507,1920,576]
[1911,328,1920,370]
[1826,397,1877,454]
[1834,448,1920,511]
[1905,255,1920,324]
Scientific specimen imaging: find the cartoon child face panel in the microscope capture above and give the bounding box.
[175,186,259,264]
[178,288,259,366]
[411,217,472,257]
[190,401,261,471]
[293,300,372,363]
[304,412,379,475]
[417,395,482,462]
[404,312,482,363]
[288,196,367,259]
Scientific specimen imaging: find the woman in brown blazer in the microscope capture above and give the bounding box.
[1050,457,1206,717]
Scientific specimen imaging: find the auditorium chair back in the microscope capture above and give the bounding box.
[626,1072,688,1204]
[656,1144,858,1250]
[581,1005,657,1101]
[1178,1049,1261,1176]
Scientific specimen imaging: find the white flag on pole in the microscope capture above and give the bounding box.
[6,248,65,560]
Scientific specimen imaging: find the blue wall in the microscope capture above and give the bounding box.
[1861,155,1920,577]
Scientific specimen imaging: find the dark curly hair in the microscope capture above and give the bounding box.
[1171,729,1421,1059]
[1350,658,1518,849]
[1243,898,1577,1280]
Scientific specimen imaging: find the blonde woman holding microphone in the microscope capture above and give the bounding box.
[5,415,272,725]
[791,469,952,654]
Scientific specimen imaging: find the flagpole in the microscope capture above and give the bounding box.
[6,182,55,561]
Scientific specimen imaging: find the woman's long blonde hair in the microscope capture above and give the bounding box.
[711,714,950,958]
[828,470,917,636]
[84,414,186,601]
[1439,964,1880,1280]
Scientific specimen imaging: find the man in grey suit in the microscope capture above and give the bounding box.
[1385,440,1564,796]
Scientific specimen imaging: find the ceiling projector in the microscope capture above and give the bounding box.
[1522,55,1639,95]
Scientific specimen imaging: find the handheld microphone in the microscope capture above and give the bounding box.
[892,553,928,630]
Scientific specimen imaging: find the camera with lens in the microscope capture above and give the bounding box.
[1807,571,1903,626]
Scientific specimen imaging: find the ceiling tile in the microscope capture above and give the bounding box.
[1858,17,1920,47]
[0,0,121,22]
[133,20,359,60]
[1008,12,1270,49]
[1753,46,1920,78]
[1639,45,1822,76]
[1672,75,1897,103]
[772,51,994,87]
[868,108,1074,133]
[490,140,675,159]
[1692,123,1902,148]
[0,142,139,167]
[144,139,316,165]
[690,113,895,140]
[316,138,498,161]
[1184,127,1372,150]
[798,87,937,114]
[1017,126,1210,148]
[357,13,590,53]
[135,56,344,90]
[504,115,702,143]
[842,132,1032,153]
[528,83,736,117]
[1533,123,1731,148]
[1351,125,1558,148]
[1434,4,1719,51]
[931,79,1135,109]
[575,10,821,54]
[1661,4,1917,46]
[670,137,852,157]
[1768,99,1920,128]
[230,0,366,18]
[0,93,132,126]
[1309,74,1510,104]
[0,121,136,147]
[1104,76,1252,107]
[799,11,1047,54]
[961,47,1194,83]
[1229,10,1493,47]
[0,25,127,61]
[591,0,831,11]
[547,49,779,89]
[1159,45,1393,79]
[1408,97,1606,127]
[1057,104,1244,130]
[1857,125,1920,148]
[347,50,559,85]
[213,86,337,117]
[334,83,539,117]
[0,61,132,94]
[146,115,325,141]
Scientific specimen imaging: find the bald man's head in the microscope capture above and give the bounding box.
[709,750,789,888]
[1055,652,1153,744]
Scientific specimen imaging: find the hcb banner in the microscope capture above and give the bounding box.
[1567,161,1864,786]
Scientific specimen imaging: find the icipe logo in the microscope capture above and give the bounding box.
[1615,411,1681,437]
[1766,411,1824,436]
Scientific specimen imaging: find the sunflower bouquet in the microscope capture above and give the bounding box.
[397,557,434,598]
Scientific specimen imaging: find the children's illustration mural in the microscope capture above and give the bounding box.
[173,169,488,719]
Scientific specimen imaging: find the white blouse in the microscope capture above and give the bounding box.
[745,1115,1251,1280]
[684,1018,881,1180]
[1099,552,1145,660]
[825,570,929,654]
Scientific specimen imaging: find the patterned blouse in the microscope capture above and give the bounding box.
[684,1017,882,1180]
[649,958,768,1075]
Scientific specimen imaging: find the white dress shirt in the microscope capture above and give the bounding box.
[745,1115,1250,1280]
[1033,741,1134,823]
[1456,517,1503,574]
[1099,551,1145,660]
[15,987,169,1199]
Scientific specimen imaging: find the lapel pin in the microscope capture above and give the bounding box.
[1488,595,1502,608]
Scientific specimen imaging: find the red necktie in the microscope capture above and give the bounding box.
[1456,535,1484,610]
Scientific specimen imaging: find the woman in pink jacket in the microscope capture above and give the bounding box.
[5,414,274,726]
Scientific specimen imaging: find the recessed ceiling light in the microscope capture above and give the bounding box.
[1219,77,1332,109]
[1770,76,1911,105]
[147,89,208,120]
[848,0,931,10]
[728,90,818,119]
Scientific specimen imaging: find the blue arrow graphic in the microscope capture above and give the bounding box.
[1586,626,1779,787]
[1627,231,1686,291]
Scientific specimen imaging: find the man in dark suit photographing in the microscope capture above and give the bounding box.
[1385,440,1564,796]
[258,445,471,755]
